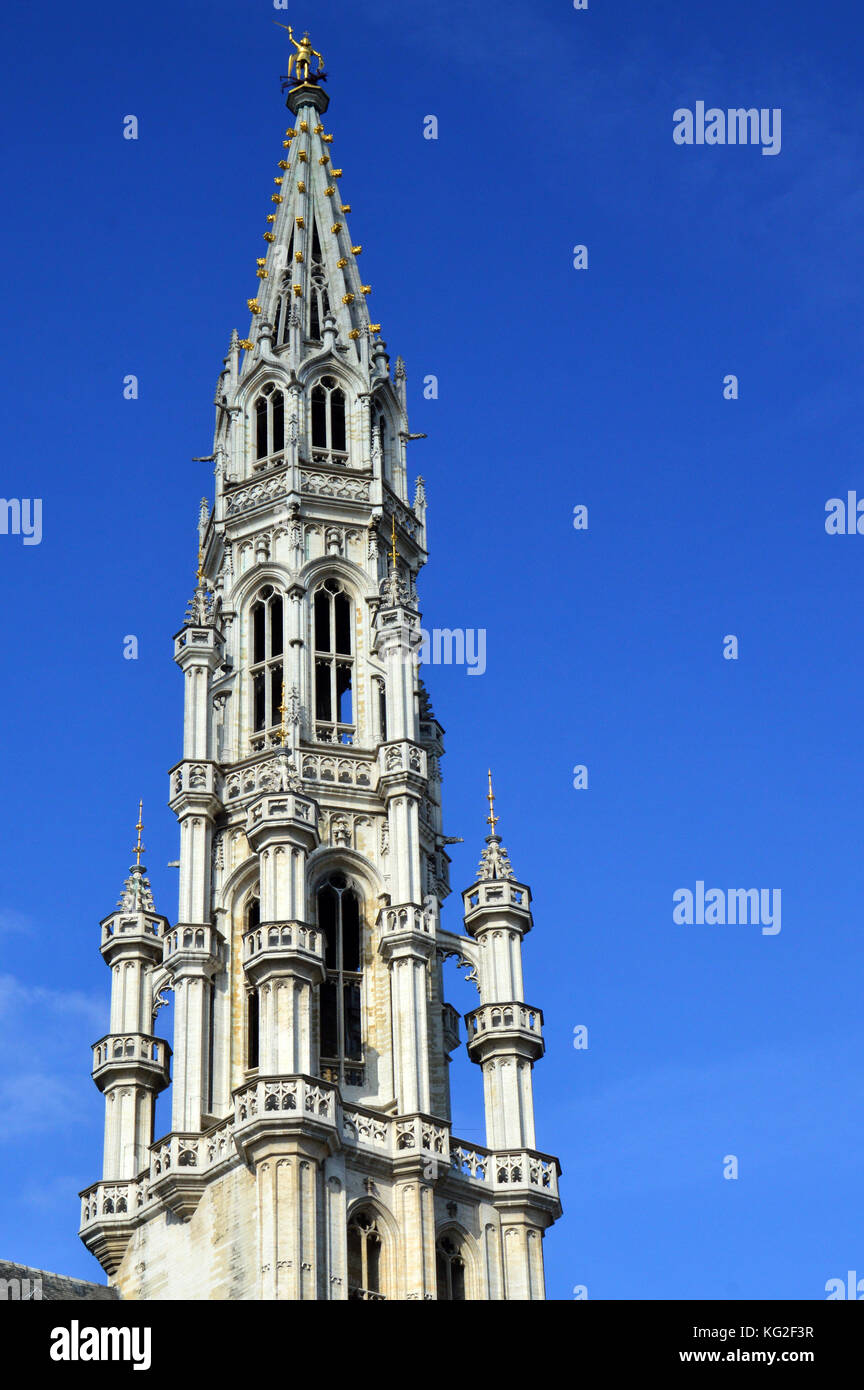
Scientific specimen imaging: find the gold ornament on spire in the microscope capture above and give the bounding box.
[390,514,398,570]
[279,681,289,747]
[274,23,325,83]
[486,769,499,835]
[133,799,145,866]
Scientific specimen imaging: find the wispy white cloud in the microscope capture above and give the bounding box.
[0,1073,85,1142]
[0,909,33,936]
[0,973,103,1029]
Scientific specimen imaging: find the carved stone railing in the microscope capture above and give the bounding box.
[447,1143,560,1201]
[80,1180,143,1227]
[380,904,433,936]
[79,1113,239,1245]
[378,739,426,788]
[242,920,325,988]
[232,1075,339,1162]
[300,750,375,790]
[464,1002,543,1040]
[224,753,304,805]
[163,924,219,960]
[91,1033,171,1093]
[225,469,288,518]
[394,1116,448,1156]
[491,1150,559,1199]
[341,1105,389,1149]
[301,466,370,501]
[149,1133,202,1179]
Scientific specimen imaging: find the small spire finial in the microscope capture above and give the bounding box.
[486,769,499,836]
[279,680,289,747]
[133,800,145,867]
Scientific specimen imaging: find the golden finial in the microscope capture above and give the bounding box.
[133,800,145,866]
[196,546,205,583]
[486,769,499,835]
[390,514,398,570]
[279,681,289,746]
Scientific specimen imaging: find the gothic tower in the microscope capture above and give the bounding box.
[80,45,561,1300]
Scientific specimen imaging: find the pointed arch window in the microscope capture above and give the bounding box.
[253,382,285,464]
[309,220,331,340]
[311,375,347,461]
[436,1235,466,1301]
[313,578,354,744]
[347,1211,384,1300]
[245,896,260,1070]
[317,874,364,1087]
[250,585,284,741]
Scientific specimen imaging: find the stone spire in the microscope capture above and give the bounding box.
[239,52,380,370]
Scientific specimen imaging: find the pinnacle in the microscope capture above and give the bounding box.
[117,864,156,914]
[477,834,515,883]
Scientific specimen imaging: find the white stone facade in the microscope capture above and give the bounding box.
[79,70,561,1300]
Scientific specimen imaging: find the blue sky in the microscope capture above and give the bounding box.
[1,0,863,1299]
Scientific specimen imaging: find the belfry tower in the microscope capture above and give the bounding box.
[80,43,561,1300]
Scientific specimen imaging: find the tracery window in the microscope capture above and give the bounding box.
[253,382,285,463]
[313,578,353,744]
[317,874,363,1087]
[347,1211,383,1300]
[436,1235,466,1301]
[309,220,331,340]
[250,585,284,736]
[311,375,347,458]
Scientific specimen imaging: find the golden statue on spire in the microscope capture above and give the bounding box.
[274,24,325,83]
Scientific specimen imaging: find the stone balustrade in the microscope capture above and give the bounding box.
[163,924,218,959]
[464,1001,543,1040]
[91,1033,171,1091]
[463,877,531,922]
[79,1091,560,1250]
[379,903,433,936]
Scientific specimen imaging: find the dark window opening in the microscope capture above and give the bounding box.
[313,581,355,743]
[256,395,268,460]
[436,1238,466,1301]
[253,384,285,463]
[249,587,285,737]
[317,878,364,1086]
[246,990,259,1069]
[311,385,327,447]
